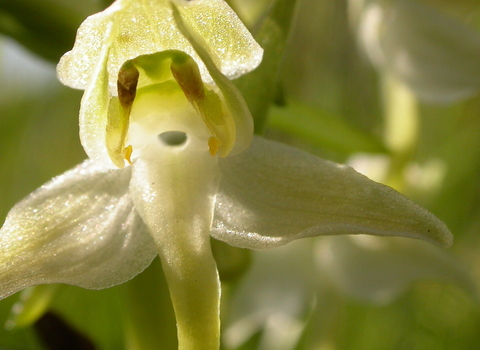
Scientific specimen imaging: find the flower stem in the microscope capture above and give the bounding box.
[157,232,220,350]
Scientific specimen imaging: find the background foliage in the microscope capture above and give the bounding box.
[1,0,480,349]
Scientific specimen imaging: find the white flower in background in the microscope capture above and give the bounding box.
[223,234,475,350]
[317,234,477,305]
[0,0,453,349]
[223,240,316,350]
[351,0,480,103]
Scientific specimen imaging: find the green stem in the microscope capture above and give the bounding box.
[157,233,220,350]
[382,73,419,191]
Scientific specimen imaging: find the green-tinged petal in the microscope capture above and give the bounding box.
[316,235,477,304]
[0,160,157,300]
[212,137,452,249]
[57,0,263,91]
[129,131,222,350]
[358,0,480,103]
[76,18,117,167]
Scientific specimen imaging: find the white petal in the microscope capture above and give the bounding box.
[316,235,476,304]
[0,160,157,299]
[212,137,452,249]
[57,0,263,91]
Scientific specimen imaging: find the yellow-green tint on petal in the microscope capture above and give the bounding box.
[106,51,193,167]
[126,80,212,162]
[129,82,188,123]
[200,88,235,157]
[172,3,254,155]
[131,51,176,86]
[106,97,130,167]
[57,0,263,91]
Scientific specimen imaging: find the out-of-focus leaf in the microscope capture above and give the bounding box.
[50,286,125,350]
[233,0,299,132]
[121,258,178,350]
[0,39,85,220]
[0,84,85,221]
[0,0,101,62]
[0,293,41,349]
[211,239,252,284]
[414,96,480,234]
[232,329,263,350]
[267,100,385,155]
[7,285,62,329]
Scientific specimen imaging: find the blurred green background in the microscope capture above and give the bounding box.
[1,0,480,349]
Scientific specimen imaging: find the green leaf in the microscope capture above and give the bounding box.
[0,294,41,349]
[267,100,386,155]
[211,238,252,284]
[6,285,62,329]
[121,258,178,350]
[51,286,125,350]
[0,0,101,62]
[233,0,300,133]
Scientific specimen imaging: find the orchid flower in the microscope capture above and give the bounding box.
[0,0,453,349]
[317,235,477,305]
[350,0,480,103]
